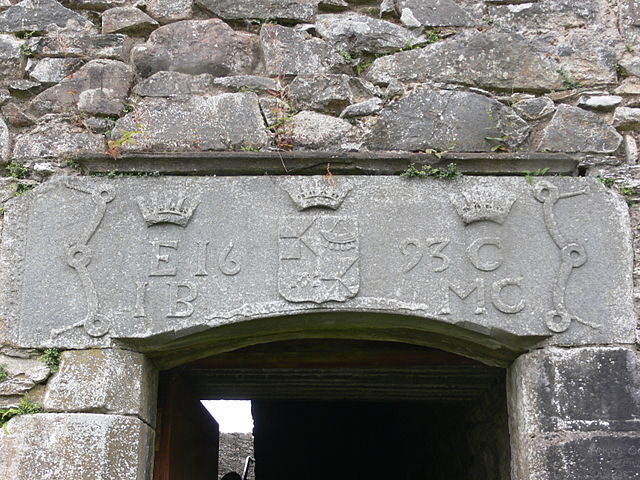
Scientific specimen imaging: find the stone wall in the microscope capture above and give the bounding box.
[0,0,639,479]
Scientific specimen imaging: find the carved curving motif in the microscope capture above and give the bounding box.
[52,180,115,338]
[533,180,599,333]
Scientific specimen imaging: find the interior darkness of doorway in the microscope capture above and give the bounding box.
[157,340,511,480]
[252,397,510,480]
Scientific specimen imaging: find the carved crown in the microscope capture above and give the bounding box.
[137,196,199,227]
[284,177,352,211]
[449,187,516,225]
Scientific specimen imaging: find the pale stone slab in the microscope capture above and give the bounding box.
[0,176,634,363]
[44,348,157,425]
[0,413,153,480]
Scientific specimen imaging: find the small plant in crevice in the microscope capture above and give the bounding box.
[265,81,296,151]
[485,135,511,152]
[523,167,550,185]
[596,175,616,188]
[20,43,34,57]
[6,161,29,179]
[619,185,637,206]
[558,69,582,89]
[595,176,637,205]
[14,183,35,196]
[616,64,629,79]
[65,159,81,171]
[424,29,441,44]
[40,348,62,373]
[401,163,461,179]
[0,365,8,383]
[0,396,44,430]
[106,124,143,160]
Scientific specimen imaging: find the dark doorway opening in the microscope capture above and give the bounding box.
[154,339,510,480]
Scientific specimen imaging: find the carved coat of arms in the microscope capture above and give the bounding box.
[278,216,360,303]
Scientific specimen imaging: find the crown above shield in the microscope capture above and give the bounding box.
[283,177,352,211]
[137,195,199,227]
[450,187,516,225]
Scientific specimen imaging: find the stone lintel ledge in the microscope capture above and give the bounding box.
[73,151,582,176]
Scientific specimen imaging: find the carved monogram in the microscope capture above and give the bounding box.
[278,216,360,303]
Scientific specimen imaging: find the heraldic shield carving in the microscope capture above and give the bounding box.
[278,216,360,303]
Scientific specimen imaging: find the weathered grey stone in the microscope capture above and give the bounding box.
[12,115,106,160]
[538,105,622,153]
[512,96,555,121]
[82,115,115,134]
[131,19,261,78]
[509,347,640,480]
[145,0,192,23]
[614,107,640,131]
[31,59,134,116]
[577,95,623,111]
[113,92,270,152]
[315,13,425,54]
[544,436,640,480]
[7,79,40,92]
[101,7,158,35]
[28,58,83,85]
[260,24,347,76]
[285,110,360,149]
[396,0,476,27]
[340,97,383,117]
[212,75,280,93]
[366,88,529,152]
[259,96,291,127]
[554,29,618,87]
[2,101,36,127]
[44,349,157,424]
[133,71,215,97]
[64,0,126,10]
[0,34,25,85]
[0,115,8,163]
[0,0,10,10]
[624,134,639,164]
[1,176,634,362]
[510,347,640,435]
[0,354,49,396]
[487,0,600,30]
[196,0,317,22]
[615,77,640,95]
[0,414,153,479]
[288,74,354,113]
[32,28,133,60]
[619,52,640,78]
[0,0,93,33]
[365,31,563,91]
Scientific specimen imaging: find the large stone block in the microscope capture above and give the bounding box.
[32,29,133,60]
[260,24,347,76]
[0,34,24,86]
[0,176,634,366]
[509,347,640,434]
[0,413,154,479]
[12,115,105,161]
[365,88,529,152]
[196,0,317,22]
[31,59,134,117]
[538,105,622,153]
[365,31,564,91]
[112,92,271,152]
[0,0,93,33]
[44,348,157,425]
[515,434,640,480]
[131,19,261,78]
[315,13,425,54]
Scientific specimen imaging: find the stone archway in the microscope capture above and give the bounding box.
[1,173,638,479]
